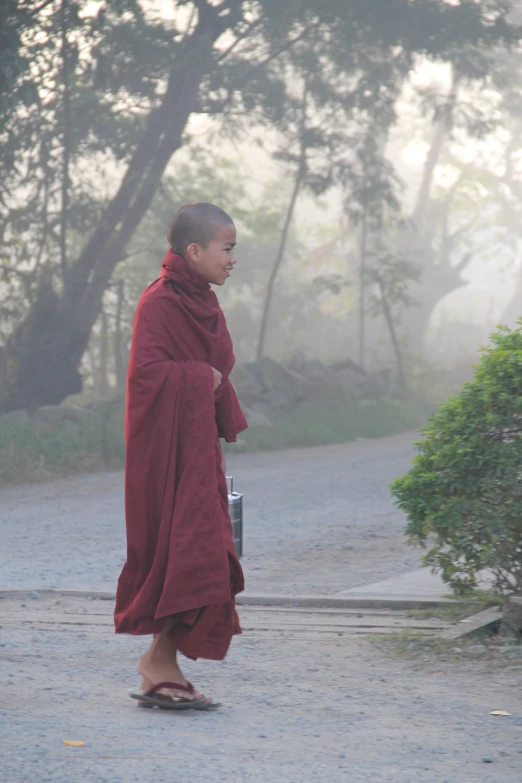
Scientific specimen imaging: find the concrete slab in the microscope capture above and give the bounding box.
[339,568,494,601]
[0,566,496,612]
[0,587,472,611]
[440,607,502,641]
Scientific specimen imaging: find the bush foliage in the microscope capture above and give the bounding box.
[391,325,522,596]
[0,406,125,485]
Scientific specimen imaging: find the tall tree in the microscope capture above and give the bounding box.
[0,0,517,411]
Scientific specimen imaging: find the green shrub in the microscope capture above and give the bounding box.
[391,324,522,597]
[0,405,125,486]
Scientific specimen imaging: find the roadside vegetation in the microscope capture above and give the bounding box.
[0,372,445,487]
[392,324,522,598]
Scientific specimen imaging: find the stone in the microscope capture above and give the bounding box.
[265,388,291,409]
[257,357,314,404]
[467,644,488,655]
[329,359,392,399]
[329,359,366,396]
[292,359,346,402]
[358,369,392,399]
[330,358,366,374]
[230,364,265,407]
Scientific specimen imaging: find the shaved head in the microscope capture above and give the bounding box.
[167,202,234,256]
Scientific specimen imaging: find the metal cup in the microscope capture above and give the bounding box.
[227,476,243,559]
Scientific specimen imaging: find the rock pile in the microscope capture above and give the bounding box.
[231,356,391,426]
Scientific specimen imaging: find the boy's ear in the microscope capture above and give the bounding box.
[185,242,200,263]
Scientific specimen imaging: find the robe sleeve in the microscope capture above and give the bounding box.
[215,379,248,443]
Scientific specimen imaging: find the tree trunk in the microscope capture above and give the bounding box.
[402,258,471,355]
[59,0,70,279]
[255,160,305,362]
[377,275,407,391]
[358,208,368,369]
[98,307,109,398]
[500,258,522,327]
[411,77,458,234]
[401,74,463,353]
[0,11,223,413]
[113,279,126,391]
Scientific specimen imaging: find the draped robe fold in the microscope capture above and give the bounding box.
[114,250,248,661]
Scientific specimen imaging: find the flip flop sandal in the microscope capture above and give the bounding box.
[130,681,209,710]
[193,699,221,711]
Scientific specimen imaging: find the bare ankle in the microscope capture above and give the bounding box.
[137,636,180,678]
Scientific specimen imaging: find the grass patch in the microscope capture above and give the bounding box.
[227,394,437,453]
[0,406,125,487]
[372,628,522,666]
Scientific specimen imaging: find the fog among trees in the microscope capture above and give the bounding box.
[1,0,522,409]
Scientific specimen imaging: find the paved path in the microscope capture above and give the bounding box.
[0,433,421,594]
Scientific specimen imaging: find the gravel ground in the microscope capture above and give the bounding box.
[0,432,422,594]
[1,433,521,782]
[1,597,521,783]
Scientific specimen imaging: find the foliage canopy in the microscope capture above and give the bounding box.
[0,0,520,410]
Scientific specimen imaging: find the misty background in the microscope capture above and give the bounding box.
[2,0,522,475]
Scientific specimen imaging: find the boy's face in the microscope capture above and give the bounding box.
[186,223,237,286]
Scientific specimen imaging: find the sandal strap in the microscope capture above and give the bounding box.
[148,681,194,696]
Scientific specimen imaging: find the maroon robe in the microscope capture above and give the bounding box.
[114,250,248,661]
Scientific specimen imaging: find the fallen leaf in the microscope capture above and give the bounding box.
[63,740,86,747]
[489,711,511,717]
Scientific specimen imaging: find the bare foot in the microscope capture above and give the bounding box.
[137,634,210,703]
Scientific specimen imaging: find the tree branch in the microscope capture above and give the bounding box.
[29,0,56,15]
[232,23,313,89]
[214,15,265,65]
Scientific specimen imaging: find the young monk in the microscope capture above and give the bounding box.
[114,202,247,710]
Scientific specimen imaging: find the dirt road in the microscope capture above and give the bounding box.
[1,593,521,783]
[0,433,421,594]
[1,433,521,782]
